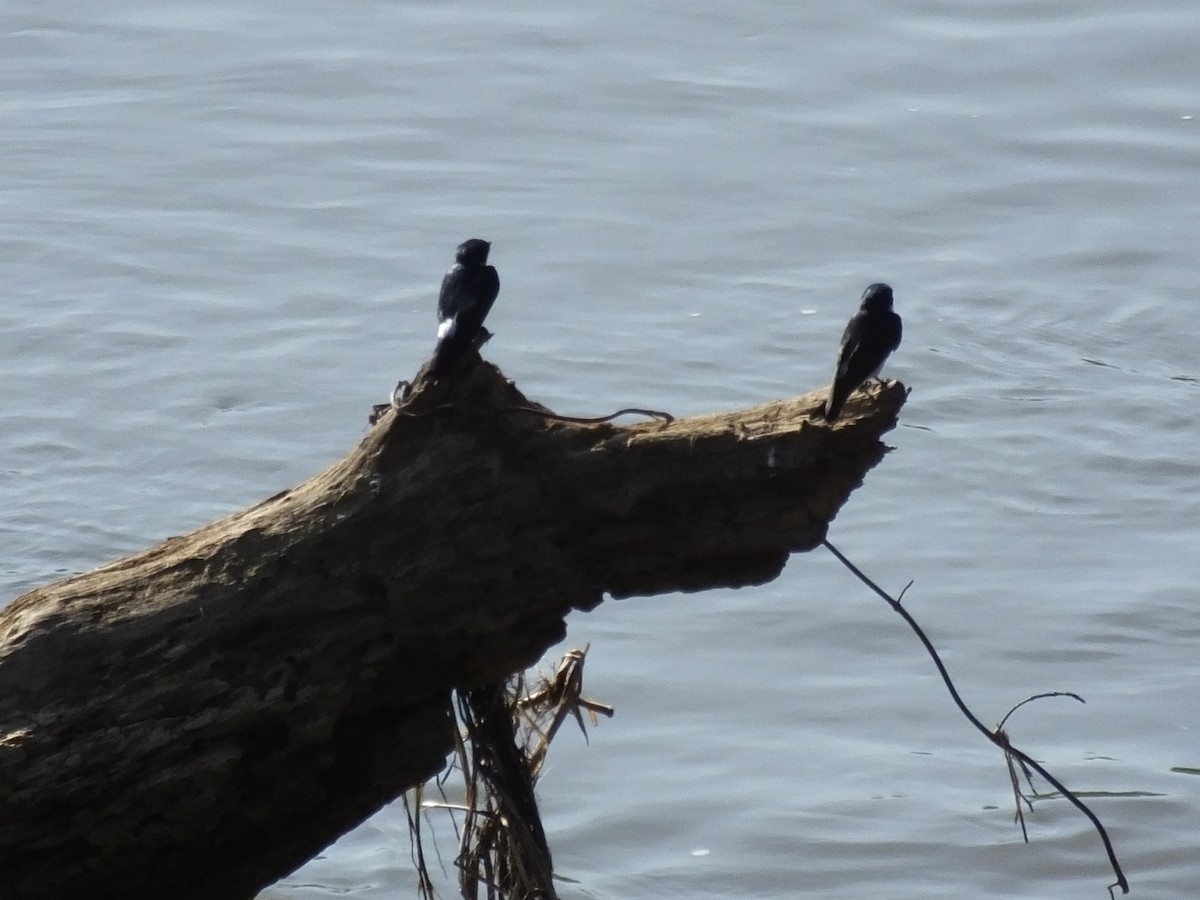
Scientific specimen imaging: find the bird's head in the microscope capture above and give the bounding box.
[456,238,492,266]
[860,282,894,312]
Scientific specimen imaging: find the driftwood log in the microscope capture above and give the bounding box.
[0,361,906,899]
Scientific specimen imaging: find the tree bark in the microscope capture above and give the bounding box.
[0,361,906,899]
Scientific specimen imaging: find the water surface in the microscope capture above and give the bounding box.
[2,1,1198,898]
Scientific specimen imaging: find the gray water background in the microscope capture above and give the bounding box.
[2,1,1198,897]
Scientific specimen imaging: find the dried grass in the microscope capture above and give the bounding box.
[413,646,613,900]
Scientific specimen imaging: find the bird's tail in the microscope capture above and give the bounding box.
[429,327,492,377]
[430,332,471,376]
[823,387,845,422]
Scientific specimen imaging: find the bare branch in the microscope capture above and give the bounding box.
[822,538,1129,896]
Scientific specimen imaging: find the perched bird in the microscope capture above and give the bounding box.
[430,238,500,376]
[823,282,902,421]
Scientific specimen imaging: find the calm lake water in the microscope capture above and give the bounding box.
[3,1,1198,897]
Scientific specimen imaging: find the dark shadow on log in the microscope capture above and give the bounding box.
[0,361,906,899]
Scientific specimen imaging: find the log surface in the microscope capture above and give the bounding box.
[0,363,906,899]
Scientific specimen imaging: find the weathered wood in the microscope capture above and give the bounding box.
[0,361,906,899]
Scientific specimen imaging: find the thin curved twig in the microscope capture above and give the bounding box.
[367,378,675,427]
[997,692,1089,840]
[821,538,1128,897]
[506,405,675,425]
[998,691,1085,732]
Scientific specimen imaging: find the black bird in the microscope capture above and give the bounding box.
[430,238,499,376]
[823,282,902,421]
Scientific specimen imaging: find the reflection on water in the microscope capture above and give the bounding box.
[2,1,1198,898]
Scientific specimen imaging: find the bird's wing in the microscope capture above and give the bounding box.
[437,268,460,323]
[833,313,868,381]
[837,310,901,385]
[474,266,499,325]
[438,266,499,345]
